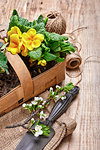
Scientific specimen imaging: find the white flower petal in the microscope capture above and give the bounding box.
[34,132,39,137]
[40,111,43,115]
[39,105,42,108]
[38,130,43,135]
[52,92,54,95]
[29,104,32,107]
[39,97,43,101]
[35,125,42,131]
[50,87,53,92]
[34,97,40,101]
[61,96,66,100]
[22,103,26,107]
[56,85,61,89]
[31,118,35,122]
[55,95,59,98]
[42,101,46,105]
[31,101,38,105]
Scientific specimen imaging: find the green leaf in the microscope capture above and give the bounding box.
[64,82,74,93]
[61,42,75,52]
[12,9,19,17]
[54,46,61,52]
[0,52,8,66]
[56,57,65,62]
[45,32,68,42]
[44,17,48,25]
[41,43,50,52]
[33,22,46,34]
[37,15,44,23]
[0,52,9,74]
[43,52,56,61]
[8,15,19,31]
[28,47,42,60]
[49,41,60,50]
[33,20,36,26]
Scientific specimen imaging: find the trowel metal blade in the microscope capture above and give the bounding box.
[15,122,55,150]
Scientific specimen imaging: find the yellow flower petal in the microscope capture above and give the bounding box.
[26,41,34,50]
[7,47,18,55]
[27,29,36,39]
[4,38,8,43]
[10,34,20,46]
[22,33,31,42]
[32,40,41,48]
[8,26,22,37]
[33,34,44,42]
[21,44,28,56]
[7,34,22,54]
[38,60,47,66]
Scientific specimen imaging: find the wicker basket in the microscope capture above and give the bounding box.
[0,51,66,116]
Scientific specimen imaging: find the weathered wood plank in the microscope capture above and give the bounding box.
[0,0,100,150]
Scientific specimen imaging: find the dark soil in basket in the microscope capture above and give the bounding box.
[0,56,57,98]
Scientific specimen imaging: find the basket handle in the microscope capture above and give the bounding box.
[6,51,33,100]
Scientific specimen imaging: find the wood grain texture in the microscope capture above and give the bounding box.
[0,0,100,150]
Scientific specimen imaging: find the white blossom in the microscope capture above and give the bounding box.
[42,101,46,105]
[40,111,47,119]
[52,92,54,95]
[34,97,40,101]
[50,87,53,92]
[31,101,38,105]
[22,103,26,107]
[39,105,42,108]
[29,104,32,107]
[34,125,43,137]
[61,96,66,100]
[56,85,61,89]
[55,95,59,99]
[39,97,43,101]
[31,118,35,122]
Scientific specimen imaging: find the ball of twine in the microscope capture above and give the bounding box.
[66,51,82,69]
[43,11,66,35]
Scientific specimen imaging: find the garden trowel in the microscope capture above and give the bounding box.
[15,86,80,150]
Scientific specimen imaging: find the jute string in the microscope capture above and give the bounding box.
[65,27,100,121]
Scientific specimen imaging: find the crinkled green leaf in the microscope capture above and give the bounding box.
[43,52,56,61]
[28,47,42,60]
[33,22,46,34]
[45,32,68,42]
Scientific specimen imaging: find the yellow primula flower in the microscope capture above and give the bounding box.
[22,28,44,50]
[38,59,47,66]
[7,34,22,55]
[7,26,22,38]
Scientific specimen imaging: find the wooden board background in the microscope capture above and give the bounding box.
[0,0,100,150]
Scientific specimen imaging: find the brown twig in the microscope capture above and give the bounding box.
[6,98,51,129]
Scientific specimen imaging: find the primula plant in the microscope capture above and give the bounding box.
[0,9,76,75]
[7,83,74,137]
